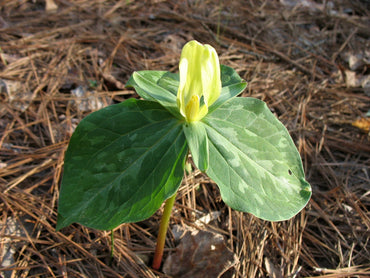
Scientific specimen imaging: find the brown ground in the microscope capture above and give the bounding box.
[0,0,369,277]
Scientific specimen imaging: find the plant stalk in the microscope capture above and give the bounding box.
[152,193,177,270]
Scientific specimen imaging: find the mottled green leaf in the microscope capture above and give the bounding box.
[157,72,179,96]
[126,70,170,100]
[209,65,247,113]
[126,71,181,119]
[57,99,187,230]
[203,97,311,221]
[126,66,247,118]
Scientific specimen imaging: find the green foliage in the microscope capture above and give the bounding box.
[57,99,187,230]
[57,65,311,231]
[204,98,311,221]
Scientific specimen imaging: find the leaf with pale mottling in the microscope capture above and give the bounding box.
[57,99,187,230]
[203,97,311,221]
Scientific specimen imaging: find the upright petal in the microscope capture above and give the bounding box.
[203,44,221,107]
[177,40,221,122]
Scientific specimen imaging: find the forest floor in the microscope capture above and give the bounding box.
[0,0,369,277]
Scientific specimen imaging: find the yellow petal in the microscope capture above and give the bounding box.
[177,40,221,122]
[203,44,221,107]
[185,95,200,122]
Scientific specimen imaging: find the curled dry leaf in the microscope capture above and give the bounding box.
[45,0,58,12]
[163,229,237,278]
[264,257,283,278]
[344,70,370,95]
[70,86,112,112]
[343,50,370,71]
[0,79,34,113]
[0,217,34,278]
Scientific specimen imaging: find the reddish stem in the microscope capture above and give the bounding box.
[152,193,176,270]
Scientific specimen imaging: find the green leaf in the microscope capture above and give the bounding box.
[183,122,209,171]
[126,70,170,100]
[126,66,246,119]
[203,97,311,221]
[126,71,181,119]
[57,99,187,231]
[157,71,179,96]
[209,65,247,113]
[220,64,244,87]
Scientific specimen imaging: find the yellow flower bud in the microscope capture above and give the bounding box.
[177,40,221,122]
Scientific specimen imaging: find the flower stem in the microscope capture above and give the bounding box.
[152,193,177,270]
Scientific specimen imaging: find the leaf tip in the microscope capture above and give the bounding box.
[299,178,312,200]
[55,213,71,231]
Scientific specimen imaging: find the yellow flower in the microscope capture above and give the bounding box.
[177,40,221,122]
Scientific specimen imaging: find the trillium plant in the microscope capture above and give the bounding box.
[57,40,312,270]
